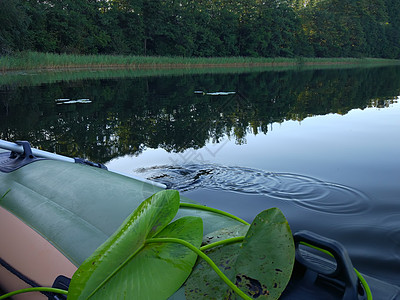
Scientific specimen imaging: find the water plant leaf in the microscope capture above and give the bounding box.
[68,189,203,299]
[201,224,250,247]
[185,208,295,299]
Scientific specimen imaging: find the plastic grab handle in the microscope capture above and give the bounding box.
[294,230,365,300]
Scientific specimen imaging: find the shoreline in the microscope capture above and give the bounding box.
[1,52,400,73]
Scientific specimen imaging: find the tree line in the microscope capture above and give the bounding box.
[1,0,399,58]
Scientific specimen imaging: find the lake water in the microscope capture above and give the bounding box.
[1,65,400,288]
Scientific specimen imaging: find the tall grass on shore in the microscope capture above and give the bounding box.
[0,52,292,71]
[1,52,399,72]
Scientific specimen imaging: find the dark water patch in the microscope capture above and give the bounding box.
[336,223,400,286]
[135,164,371,215]
[381,214,400,261]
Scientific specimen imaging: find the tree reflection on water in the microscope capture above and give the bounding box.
[1,66,399,163]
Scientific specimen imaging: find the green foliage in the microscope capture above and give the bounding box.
[2,0,400,58]
[68,190,203,299]
[66,189,295,299]
[0,0,30,54]
[185,208,295,299]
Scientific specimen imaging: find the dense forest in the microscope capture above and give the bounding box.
[1,0,400,58]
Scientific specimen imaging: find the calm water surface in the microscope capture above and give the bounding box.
[1,66,400,287]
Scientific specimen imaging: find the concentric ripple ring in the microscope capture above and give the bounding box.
[136,164,371,214]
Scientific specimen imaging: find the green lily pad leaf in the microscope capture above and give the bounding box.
[68,190,203,299]
[185,208,295,299]
[185,242,241,299]
[201,224,250,247]
[230,208,295,299]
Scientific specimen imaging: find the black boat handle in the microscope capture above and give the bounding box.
[294,230,365,300]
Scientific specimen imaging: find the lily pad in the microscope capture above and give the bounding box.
[201,224,250,247]
[68,190,203,299]
[185,208,295,299]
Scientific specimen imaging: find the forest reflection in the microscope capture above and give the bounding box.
[1,66,399,163]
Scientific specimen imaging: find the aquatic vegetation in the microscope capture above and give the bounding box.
[67,189,295,299]
[1,51,399,72]
[68,190,203,299]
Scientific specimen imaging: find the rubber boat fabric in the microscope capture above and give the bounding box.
[0,143,399,299]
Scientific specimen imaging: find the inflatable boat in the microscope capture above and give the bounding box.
[0,140,399,299]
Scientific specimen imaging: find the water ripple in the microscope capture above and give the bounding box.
[381,214,400,260]
[136,164,371,214]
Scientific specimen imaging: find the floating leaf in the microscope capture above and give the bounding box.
[231,208,295,299]
[185,208,295,299]
[201,224,250,247]
[68,190,203,299]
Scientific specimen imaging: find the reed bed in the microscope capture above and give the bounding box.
[1,52,399,72]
